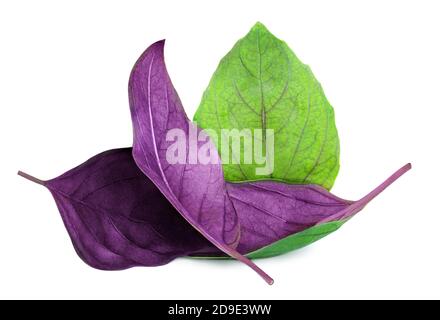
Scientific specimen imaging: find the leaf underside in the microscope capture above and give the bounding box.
[128,40,273,283]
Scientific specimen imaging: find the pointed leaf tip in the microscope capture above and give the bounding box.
[154,39,166,49]
[252,21,268,31]
[129,39,167,91]
[146,40,165,58]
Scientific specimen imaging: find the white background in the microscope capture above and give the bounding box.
[1,0,439,299]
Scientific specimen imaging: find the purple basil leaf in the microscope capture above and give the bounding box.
[225,182,352,254]
[128,40,274,284]
[18,148,215,270]
[226,162,411,254]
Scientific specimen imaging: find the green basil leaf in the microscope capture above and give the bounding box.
[194,22,339,189]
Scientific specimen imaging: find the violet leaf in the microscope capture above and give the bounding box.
[18,148,215,269]
[198,162,411,258]
[194,22,339,189]
[128,40,274,284]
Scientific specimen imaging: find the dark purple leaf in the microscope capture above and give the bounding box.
[18,148,215,270]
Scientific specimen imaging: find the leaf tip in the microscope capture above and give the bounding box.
[151,39,166,55]
[155,38,166,46]
[251,21,269,32]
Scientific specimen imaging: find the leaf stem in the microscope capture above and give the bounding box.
[227,248,274,285]
[17,171,45,186]
[320,163,412,223]
[354,163,412,208]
